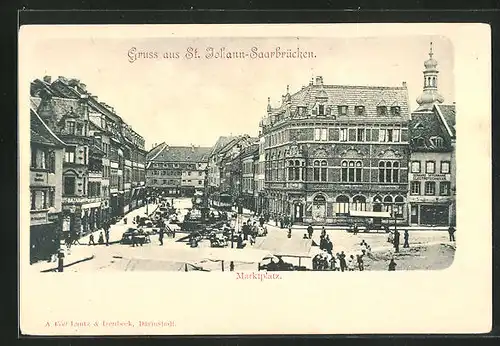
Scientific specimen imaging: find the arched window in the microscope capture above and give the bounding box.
[288,160,303,181]
[429,136,444,148]
[341,160,363,182]
[383,195,393,214]
[352,195,367,211]
[335,195,350,215]
[379,160,400,183]
[313,160,327,182]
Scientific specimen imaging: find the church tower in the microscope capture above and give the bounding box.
[415,42,445,111]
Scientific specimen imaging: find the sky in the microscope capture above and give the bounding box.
[24,34,454,149]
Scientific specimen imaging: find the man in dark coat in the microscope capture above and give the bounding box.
[159,227,164,246]
[393,230,400,253]
[307,224,313,239]
[339,251,347,272]
[403,230,410,248]
[448,226,456,241]
[259,215,265,227]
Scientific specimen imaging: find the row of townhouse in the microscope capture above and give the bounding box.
[29,76,147,263]
[205,43,456,227]
[145,143,211,197]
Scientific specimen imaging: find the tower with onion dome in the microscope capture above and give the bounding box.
[415,42,445,111]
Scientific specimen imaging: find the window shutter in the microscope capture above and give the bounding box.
[371,129,379,142]
[348,129,356,141]
[330,128,340,141]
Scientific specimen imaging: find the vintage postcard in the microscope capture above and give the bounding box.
[19,23,491,335]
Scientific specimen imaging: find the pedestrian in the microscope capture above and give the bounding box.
[159,227,164,246]
[105,229,110,246]
[287,228,292,239]
[98,232,104,245]
[230,261,234,271]
[403,230,409,248]
[353,223,359,235]
[279,214,284,229]
[88,233,96,246]
[259,215,265,227]
[325,235,333,255]
[347,255,356,271]
[448,225,456,241]
[319,235,326,251]
[307,224,313,239]
[393,229,400,253]
[388,258,397,271]
[339,251,347,272]
[237,234,243,249]
[329,256,336,271]
[357,254,364,271]
[123,217,127,225]
[321,226,326,239]
[132,229,139,247]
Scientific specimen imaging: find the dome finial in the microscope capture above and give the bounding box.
[429,41,433,59]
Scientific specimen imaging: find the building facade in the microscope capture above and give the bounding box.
[29,108,66,263]
[30,76,147,242]
[260,76,411,225]
[146,144,211,197]
[408,44,456,226]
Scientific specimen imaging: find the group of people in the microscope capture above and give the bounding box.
[313,241,371,272]
[88,223,111,246]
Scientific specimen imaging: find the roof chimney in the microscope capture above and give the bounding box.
[315,76,323,85]
[402,81,407,88]
[80,83,87,91]
[43,76,51,83]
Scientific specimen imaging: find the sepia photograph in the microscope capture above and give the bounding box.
[19,23,490,335]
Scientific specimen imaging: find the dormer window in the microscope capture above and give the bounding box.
[354,106,365,116]
[377,106,387,116]
[390,106,401,116]
[429,136,444,148]
[338,105,348,116]
[412,137,425,147]
[67,121,76,135]
[318,104,325,116]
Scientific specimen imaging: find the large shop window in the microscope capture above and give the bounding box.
[335,195,350,215]
[313,160,327,182]
[383,195,393,214]
[352,195,367,211]
[378,161,400,183]
[341,160,362,182]
[394,196,404,218]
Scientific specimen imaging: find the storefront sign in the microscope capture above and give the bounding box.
[30,171,48,185]
[411,173,449,181]
[30,210,49,225]
[63,196,102,205]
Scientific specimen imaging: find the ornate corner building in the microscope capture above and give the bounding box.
[259,76,411,225]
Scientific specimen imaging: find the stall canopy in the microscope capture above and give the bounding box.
[253,236,313,258]
[348,210,392,218]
